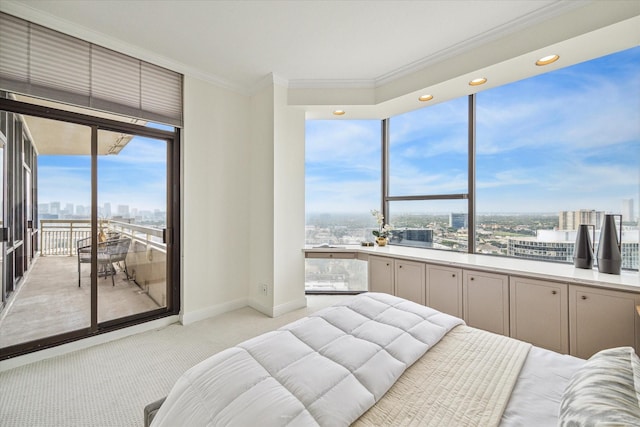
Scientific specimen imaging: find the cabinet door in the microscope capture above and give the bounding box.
[426,265,462,318]
[463,270,509,335]
[368,256,394,295]
[395,260,425,305]
[570,285,639,359]
[510,277,568,353]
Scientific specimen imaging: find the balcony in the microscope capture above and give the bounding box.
[0,219,167,350]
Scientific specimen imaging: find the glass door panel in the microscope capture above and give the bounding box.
[0,136,4,308]
[0,112,92,349]
[97,130,167,323]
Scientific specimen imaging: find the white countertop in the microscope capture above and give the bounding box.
[304,245,640,293]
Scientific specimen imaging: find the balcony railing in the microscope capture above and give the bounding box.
[39,219,165,256]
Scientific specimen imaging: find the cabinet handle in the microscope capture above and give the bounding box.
[551,290,557,295]
[399,265,403,268]
[386,263,390,266]
[329,254,333,258]
[581,295,587,300]
[470,277,475,281]
[452,274,456,278]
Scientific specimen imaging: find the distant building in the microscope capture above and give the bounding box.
[50,201,60,215]
[449,213,468,229]
[104,202,112,218]
[622,199,634,223]
[558,209,604,231]
[391,228,433,248]
[117,204,130,217]
[508,229,639,270]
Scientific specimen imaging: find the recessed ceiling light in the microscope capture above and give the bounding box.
[536,54,560,66]
[469,77,487,86]
[333,110,345,116]
[418,94,433,102]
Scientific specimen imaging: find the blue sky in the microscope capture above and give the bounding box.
[39,133,167,213]
[306,46,640,216]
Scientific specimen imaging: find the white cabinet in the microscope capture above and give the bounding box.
[368,255,394,294]
[395,260,425,305]
[463,270,509,335]
[426,264,462,318]
[569,285,640,359]
[510,277,568,354]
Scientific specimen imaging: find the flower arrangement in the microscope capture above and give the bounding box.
[371,209,394,243]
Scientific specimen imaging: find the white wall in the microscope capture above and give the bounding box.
[248,83,276,314]
[182,76,307,322]
[181,75,252,324]
[272,83,306,314]
[248,79,307,316]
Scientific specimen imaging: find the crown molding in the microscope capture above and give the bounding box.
[288,0,589,91]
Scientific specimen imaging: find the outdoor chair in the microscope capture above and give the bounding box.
[77,236,131,287]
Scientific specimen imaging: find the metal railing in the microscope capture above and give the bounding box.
[39,219,165,256]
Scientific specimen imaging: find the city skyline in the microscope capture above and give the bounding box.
[38,133,168,212]
[306,46,640,216]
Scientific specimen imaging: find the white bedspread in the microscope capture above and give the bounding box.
[151,293,464,426]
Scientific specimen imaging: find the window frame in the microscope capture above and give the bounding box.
[382,95,477,253]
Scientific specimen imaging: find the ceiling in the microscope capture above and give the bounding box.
[1,0,640,119]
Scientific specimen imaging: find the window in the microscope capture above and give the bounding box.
[305,120,381,246]
[305,46,639,272]
[476,46,640,269]
[305,120,381,291]
[387,96,470,251]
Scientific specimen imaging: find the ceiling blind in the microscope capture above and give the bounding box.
[0,12,183,127]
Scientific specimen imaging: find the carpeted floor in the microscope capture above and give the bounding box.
[0,295,351,427]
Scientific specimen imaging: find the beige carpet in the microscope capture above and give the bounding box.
[0,295,351,427]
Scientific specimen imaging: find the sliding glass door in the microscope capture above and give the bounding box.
[0,96,179,359]
[96,129,168,323]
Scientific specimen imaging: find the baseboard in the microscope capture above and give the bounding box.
[249,296,308,318]
[0,315,179,373]
[180,297,248,325]
[248,299,273,317]
[273,297,308,317]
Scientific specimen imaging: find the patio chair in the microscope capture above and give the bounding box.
[77,237,131,287]
[101,237,131,286]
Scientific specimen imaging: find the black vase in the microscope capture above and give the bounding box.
[573,224,594,269]
[596,214,622,275]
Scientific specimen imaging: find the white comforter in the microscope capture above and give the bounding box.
[151,293,464,426]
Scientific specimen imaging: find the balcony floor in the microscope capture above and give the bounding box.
[0,255,160,349]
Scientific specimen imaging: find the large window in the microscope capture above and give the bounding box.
[305,46,639,272]
[305,120,381,246]
[305,120,381,292]
[476,46,640,269]
[387,96,469,250]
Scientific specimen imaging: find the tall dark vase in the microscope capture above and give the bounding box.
[573,224,594,269]
[596,214,622,275]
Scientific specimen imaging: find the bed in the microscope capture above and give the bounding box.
[146,293,640,426]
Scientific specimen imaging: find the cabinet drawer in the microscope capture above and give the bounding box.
[305,252,356,259]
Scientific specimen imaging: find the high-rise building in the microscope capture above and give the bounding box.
[622,199,634,223]
[104,202,112,218]
[50,201,60,215]
[558,209,604,231]
[117,204,130,217]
